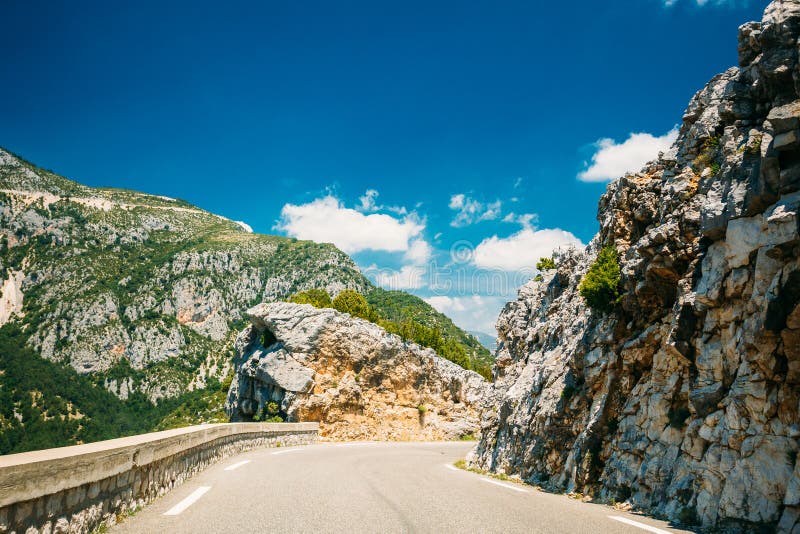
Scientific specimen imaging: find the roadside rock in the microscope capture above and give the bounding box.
[226,302,492,441]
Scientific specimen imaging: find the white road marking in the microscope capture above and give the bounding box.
[163,486,211,516]
[608,516,673,534]
[272,448,303,455]
[479,478,528,493]
[224,460,251,471]
[444,464,459,471]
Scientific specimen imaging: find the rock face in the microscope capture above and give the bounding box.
[470,2,800,531]
[226,302,491,441]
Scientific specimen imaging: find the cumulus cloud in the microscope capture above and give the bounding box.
[578,127,678,182]
[473,227,583,271]
[502,212,537,228]
[405,238,433,264]
[275,195,423,254]
[449,194,503,227]
[357,189,380,212]
[371,265,426,290]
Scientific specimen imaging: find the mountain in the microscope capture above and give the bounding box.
[469,2,800,532]
[0,147,490,453]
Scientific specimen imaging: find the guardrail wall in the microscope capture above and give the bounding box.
[0,422,318,533]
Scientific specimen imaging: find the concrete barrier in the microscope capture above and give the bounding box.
[0,422,318,533]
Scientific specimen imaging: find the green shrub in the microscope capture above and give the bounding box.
[536,257,556,271]
[266,401,280,416]
[417,404,427,414]
[693,136,720,172]
[288,289,332,308]
[332,289,371,320]
[579,245,621,313]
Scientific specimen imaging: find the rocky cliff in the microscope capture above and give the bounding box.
[469,1,800,531]
[226,302,491,440]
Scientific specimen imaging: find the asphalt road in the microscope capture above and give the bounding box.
[111,442,694,534]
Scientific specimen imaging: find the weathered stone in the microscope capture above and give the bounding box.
[227,303,493,441]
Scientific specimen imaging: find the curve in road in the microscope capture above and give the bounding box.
[110,442,694,534]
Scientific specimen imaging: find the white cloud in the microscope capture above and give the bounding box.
[425,295,506,335]
[234,221,253,233]
[502,212,537,228]
[449,194,503,227]
[405,238,433,265]
[367,264,426,290]
[357,189,380,212]
[473,227,583,271]
[578,127,678,182]
[275,195,423,254]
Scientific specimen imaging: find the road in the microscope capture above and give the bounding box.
[111,442,694,534]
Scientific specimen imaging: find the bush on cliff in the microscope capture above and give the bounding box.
[579,245,621,313]
[536,256,556,271]
[288,288,333,308]
[332,289,373,320]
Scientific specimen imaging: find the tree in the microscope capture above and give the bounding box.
[332,290,371,320]
[288,289,332,308]
[579,245,621,313]
[536,256,556,271]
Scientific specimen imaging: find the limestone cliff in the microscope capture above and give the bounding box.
[226,302,491,441]
[469,1,800,531]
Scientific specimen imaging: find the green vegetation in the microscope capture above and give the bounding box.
[579,245,621,313]
[252,400,284,423]
[286,287,493,379]
[288,288,333,308]
[0,323,227,454]
[332,289,372,318]
[536,256,556,271]
[692,135,720,173]
[453,459,524,485]
[417,404,427,414]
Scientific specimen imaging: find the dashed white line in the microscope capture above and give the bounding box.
[224,460,251,471]
[163,486,211,516]
[272,448,303,455]
[479,477,529,493]
[608,516,672,534]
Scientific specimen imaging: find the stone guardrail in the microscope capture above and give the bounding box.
[0,422,318,533]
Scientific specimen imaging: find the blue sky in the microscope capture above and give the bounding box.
[1,0,767,335]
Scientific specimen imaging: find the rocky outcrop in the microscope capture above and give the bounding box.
[226,302,491,441]
[470,2,800,531]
